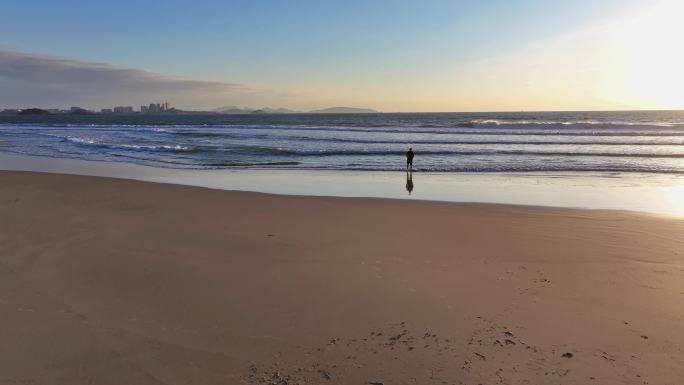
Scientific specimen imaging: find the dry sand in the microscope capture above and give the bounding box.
[1,171,684,385]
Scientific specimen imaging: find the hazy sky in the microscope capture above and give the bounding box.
[1,0,682,111]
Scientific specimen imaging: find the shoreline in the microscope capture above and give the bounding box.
[1,151,684,217]
[0,169,668,216]
[1,171,683,384]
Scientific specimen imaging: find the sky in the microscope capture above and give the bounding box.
[1,0,683,112]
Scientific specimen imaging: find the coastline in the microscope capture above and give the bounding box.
[1,151,684,217]
[1,171,683,384]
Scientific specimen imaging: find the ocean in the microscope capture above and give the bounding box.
[2,110,684,174]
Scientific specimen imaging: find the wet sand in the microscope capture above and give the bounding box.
[1,171,684,384]
[2,152,684,216]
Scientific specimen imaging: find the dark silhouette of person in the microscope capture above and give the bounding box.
[405,170,414,195]
[406,147,414,171]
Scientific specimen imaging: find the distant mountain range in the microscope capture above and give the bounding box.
[212,106,299,114]
[212,106,378,114]
[308,107,378,114]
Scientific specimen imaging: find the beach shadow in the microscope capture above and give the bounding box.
[406,170,414,195]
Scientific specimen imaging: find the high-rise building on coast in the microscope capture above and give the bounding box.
[141,102,171,113]
[113,106,134,113]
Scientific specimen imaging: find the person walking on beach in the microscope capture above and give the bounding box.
[406,147,414,171]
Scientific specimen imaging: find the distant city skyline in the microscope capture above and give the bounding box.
[1,0,683,112]
[1,102,174,115]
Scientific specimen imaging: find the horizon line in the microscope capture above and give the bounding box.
[3,107,683,115]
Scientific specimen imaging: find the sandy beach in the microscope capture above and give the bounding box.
[2,171,684,385]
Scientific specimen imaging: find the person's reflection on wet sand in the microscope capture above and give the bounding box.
[405,170,414,195]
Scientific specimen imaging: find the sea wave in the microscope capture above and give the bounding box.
[266,149,684,158]
[465,119,684,127]
[296,165,684,174]
[184,124,684,136]
[6,122,684,137]
[241,135,684,146]
[65,136,198,152]
[206,161,301,167]
[57,135,684,158]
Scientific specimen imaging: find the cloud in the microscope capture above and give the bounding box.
[0,48,278,110]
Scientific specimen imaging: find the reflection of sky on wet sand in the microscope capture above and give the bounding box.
[2,152,684,217]
[670,184,684,216]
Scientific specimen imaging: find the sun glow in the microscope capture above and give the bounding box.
[626,1,684,109]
